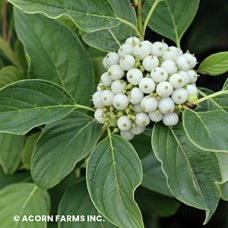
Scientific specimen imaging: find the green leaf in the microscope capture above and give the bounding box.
[88,47,106,84]
[131,129,151,159]
[220,182,228,201]
[15,9,94,105]
[144,0,200,46]
[216,153,228,201]
[198,52,228,76]
[87,134,143,228]
[223,78,228,90]
[0,37,21,68]
[183,110,228,153]
[0,133,24,174]
[32,112,102,189]
[135,187,180,217]
[0,183,50,228]
[0,79,76,135]
[0,66,24,89]
[141,152,173,197]
[81,0,137,52]
[15,40,28,72]
[197,88,228,112]
[8,0,120,33]
[21,132,41,170]
[152,123,221,224]
[0,170,31,190]
[58,180,115,228]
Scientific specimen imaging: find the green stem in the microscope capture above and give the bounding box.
[117,17,141,38]
[193,90,228,105]
[137,0,144,40]
[143,0,161,37]
[75,104,95,112]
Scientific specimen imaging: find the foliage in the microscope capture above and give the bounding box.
[0,0,227,227]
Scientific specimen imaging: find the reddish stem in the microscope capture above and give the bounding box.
[2,0,8,40]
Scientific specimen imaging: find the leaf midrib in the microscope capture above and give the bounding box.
[16,185,38,228]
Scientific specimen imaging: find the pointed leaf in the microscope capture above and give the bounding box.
[216,153,228,201]
[183,110,228,153]
[32,112,102,189]
[197,88,228,112]
[0,37,20,68]
[8,0,120,32]
[0,79,76,135]
[0,66,24,89]
[0,133,24,174]
[87,134,143,228]
[198,52,228,76]
[141,152,173,197]
[135,187,180,217]
[152,123,221,224]
[223,78,228,90]
[15,9,94,105]
[0,170,31,190]
[144,0,200,46]
[0,183,50,228]
[81,0,137,51]
[21,132,41,170]
[58,180,115,228]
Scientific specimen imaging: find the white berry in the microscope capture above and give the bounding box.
[92,91,103,108]
[162,50,177,61]
[112,94,129,110]
[183,53,197,68]
[117,115,132,131]
[156,81,173,97]
[169,73,188,89]
[149,111,163,122]
[140,96,158,113]
[101,90,114,106]
[171,88,188,104]
[186,84,198,96]
[187,70,198,83]
[139,78,155,94]
[161,60,178,75]
[176,56,190,71]
[119,55,135,71]
[158,97,175,114]
[127,68,143,85]
[135,113,150,126]
[106,52,119,67]
[162,112,179,126]
[151,41,168,57]
[94,108,105,124]
[108,64,124,80]
[142,55,159,71]
[125,37,140,46]
[133,42,151,60]
[120,130,135,140]
[128,87,144,104]
[111,80,127,94]
[131,125,145,135]
[118,44,133,57]
[151,67,168,82]
[100,72,112,86]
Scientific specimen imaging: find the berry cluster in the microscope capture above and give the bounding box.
[92,37,198,140]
